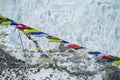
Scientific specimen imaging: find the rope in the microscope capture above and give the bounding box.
[18,30,24,51]
[18,29,29,65]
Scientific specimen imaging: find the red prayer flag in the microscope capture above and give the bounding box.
[101,55,116,60]
[68,44,80,49]
[16,24,28,30]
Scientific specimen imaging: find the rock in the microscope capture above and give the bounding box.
[0,46,120,80]
[0,47,25,68]
[58,43,68,52]
[102,66,120,80]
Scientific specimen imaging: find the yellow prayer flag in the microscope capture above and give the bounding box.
[0,16,6,19]
[114,60,120,66]
[36,47,41,51]
[44,57,51,61]
[0,21,12,26]
[49,39,62,42]
[1,39,6,43]
[31,37,35,41]
[22,29,40,34]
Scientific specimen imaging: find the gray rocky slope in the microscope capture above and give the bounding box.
[0,46,120,80]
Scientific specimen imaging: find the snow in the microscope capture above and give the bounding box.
[28,68,77,80]
[0,0,120,80]
[0,0,120,55]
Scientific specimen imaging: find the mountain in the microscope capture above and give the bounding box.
[0,44,120,80]
[0,0,120,80]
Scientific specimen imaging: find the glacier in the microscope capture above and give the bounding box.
[0,0,120,56]
[0,0,120,80]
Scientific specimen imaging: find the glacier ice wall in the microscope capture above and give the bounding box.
[0,0,120,56]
